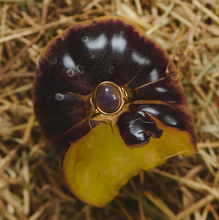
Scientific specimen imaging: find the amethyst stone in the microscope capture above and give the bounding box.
[96,83,121,113]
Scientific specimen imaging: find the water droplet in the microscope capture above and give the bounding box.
[77,65,84,73]
[55,93,64,101]
[82,36,88,42]
[91,54,95,59]
[66,69,74,77]
[109,66,114,73]
[120,31,124,34]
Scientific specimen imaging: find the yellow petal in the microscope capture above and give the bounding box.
[63,120,194,207]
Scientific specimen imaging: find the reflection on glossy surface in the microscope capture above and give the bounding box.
[131,52,149,65]
[140,107,159,116]
[156,87,167,93]
[63,53,76,70]
[164,115,177,126]
[111,34,127,53]
[148,69,159,82]
[85,34,107,50]
[129,118,151,142]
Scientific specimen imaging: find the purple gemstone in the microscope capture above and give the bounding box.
[96,84,121,113]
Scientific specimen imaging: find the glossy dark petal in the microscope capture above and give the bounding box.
[117,107,163,146]
[37,18,171,95]
[33,16,197,164]
[33,76,85,138]
[132,77,186,104]
[118,103,197,147]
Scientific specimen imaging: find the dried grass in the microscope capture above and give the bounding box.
[0,0,219,219]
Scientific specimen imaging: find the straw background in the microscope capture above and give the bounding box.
[0,0,219,219]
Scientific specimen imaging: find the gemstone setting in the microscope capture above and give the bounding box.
[93,81,125,115]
